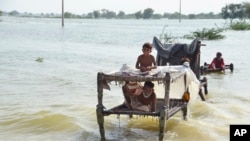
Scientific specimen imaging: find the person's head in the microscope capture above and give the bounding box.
[180,57,190,67]
[216,52,222,59]
[143,81,154,97]
[142,42,152,55]
[180,57,190,64]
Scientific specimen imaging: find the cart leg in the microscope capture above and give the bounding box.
[96,105,106,141]
[199,89,206,101]
[181,104,188,120]
[201,77,208,94]
[200,66,204,75]
[159,108,167,141]
[204,85,208,95]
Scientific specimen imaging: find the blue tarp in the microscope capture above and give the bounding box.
[152,36,199,59]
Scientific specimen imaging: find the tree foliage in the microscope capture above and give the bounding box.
[9,10,19,16]
[117,11,125,19]
[221,3,246,24]
[93,10,100,18]
[64,12,73,18]
[2,4,249,20]
[134,11,142,19]
[142,8,154,19]
[243,2,250,18]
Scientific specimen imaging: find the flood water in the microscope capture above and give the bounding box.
[0,16,250,141]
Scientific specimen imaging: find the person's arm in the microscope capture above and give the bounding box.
[135,56,140,69]
[151,55,157,69]
[122,84,132,109]
[220,58,225,69]
[208,58,216,69]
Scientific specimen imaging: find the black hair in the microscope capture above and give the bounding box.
[216,52,222,56]
[142,42,152,50]
[180,57,190,64]
[144,81,154,88]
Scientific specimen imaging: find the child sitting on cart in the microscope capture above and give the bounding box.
[208,52,225,70]
[135,42,157,72]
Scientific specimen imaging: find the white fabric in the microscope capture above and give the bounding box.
[108,64,200,105]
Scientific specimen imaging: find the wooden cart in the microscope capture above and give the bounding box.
[96,69,207,141]
[200,62,234,75]
[96,37,208,140]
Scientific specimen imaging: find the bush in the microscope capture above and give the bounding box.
[230,21,250,30]
[183,28,225,40]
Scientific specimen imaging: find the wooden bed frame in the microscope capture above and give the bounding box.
[96,71,207,141]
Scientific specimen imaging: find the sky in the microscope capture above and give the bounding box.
[1,0,250,15]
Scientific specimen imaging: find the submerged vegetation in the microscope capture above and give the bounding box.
[35,57,44,62]
[158,2,250,42]
[160,26,226,43]
[159,25,178,43]
[230,21,250,30]
[221,2,250,31]
[183,28,225,40]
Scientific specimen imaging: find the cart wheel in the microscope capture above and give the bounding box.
[230,63,234,72]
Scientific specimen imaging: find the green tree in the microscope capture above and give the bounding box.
[86,12,93,19]
[188,14,196,19]
[142,8,154,19]
[243,2,250,18]
[162,13,170,18]
[99,9,116,19]
[168,12,180,19]
[117,11,125,19]
[0,10,3,16]
[106,11,116,19]
[9,10,19,16]
[221,3,245,24]
[134,11,142,19]
[152,14,162,19]
[64,12,73,18]
[93,10,100,18]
